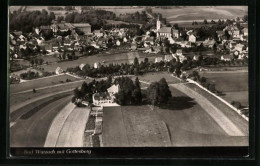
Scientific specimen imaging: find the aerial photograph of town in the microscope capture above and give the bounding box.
[9,6,249,148]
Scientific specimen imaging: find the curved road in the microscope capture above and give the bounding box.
[10,95,72,147]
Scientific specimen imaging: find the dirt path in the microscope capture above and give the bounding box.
[170,84,245,136]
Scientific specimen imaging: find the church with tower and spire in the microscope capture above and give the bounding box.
[156,16,180,40]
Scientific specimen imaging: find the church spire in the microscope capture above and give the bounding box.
[156,15,161,31]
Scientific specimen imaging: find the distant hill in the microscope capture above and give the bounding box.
[9,6,247,24]
[152,6,247,23]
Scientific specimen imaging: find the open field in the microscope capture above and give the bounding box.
[136,71,183,84]
[199,71,248,106]
[10,95,72,147]
[185,83,248,135]
[121,106,171,147]
[102,84,248,147]
[102,107,129,147]
[10,74,80,94]
[94,6,145,16]
[106,20,131,25]
[10,92,72,122]
[152,6,247,23]
[10,79,87,107]
[102,106,171,147]
[10,6,69,17]
[41,51,159,72]
[156,85,248,146]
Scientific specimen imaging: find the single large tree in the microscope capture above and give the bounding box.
[158,78,172,105]
[147,82,160,106]
[147,78,172,107]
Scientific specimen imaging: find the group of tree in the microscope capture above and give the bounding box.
[190,71,217,93]
[47,6,64,11]
[65,10,116,31]
[20,70,40,80]
[147,78,172,107]
[117,11,149,24]
[64,6,75,11]
[29,57,44,66]
[58,51,78,61]
[10,9,55,33]
[19,44,41,58]
[114,77,142,105]
[67,56,159,78]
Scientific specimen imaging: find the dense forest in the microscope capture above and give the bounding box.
[9,9,55,33]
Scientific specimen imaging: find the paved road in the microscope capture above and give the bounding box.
[10,95,72,147]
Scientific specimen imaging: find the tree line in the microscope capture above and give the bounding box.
[72,75,172,107]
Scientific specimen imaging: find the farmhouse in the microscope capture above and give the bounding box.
[79,64,86,70]
[221,54,233,61]
[93,30,104,37]
[223,25,240,38]
[164,54,173,62]
[93,92,113,106]
[155,57,163,63]
[203,39,216,48]
[188,34,196,43]
[172,29,179,38]
[107,84,119,95]
[55,67,63,75]
[176,49,183,56]
[92,84,119,106]
[242,28,248,36]
[234,43,245,52]
[94,62,101,69]
[193,55,200,61]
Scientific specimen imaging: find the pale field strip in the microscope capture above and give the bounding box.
[55,107,91,147]
[44,102,76,147]
[65,72,82,79]
[20,73,66,83]
[187,79,249,121]
[199,70,248,74]
[170,83,245,136]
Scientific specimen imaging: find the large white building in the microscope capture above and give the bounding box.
[92,84,119,106]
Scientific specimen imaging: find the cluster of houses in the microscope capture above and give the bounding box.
[10,16,248,73]
[130,17,248,62]
[9,20,131,60]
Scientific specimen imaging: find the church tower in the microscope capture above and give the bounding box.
[156,16,161,31]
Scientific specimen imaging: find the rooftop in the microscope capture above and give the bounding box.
[93,92,112,101]
[107,84,119,94]
[158,27,172,33]
[72,23,91,27]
